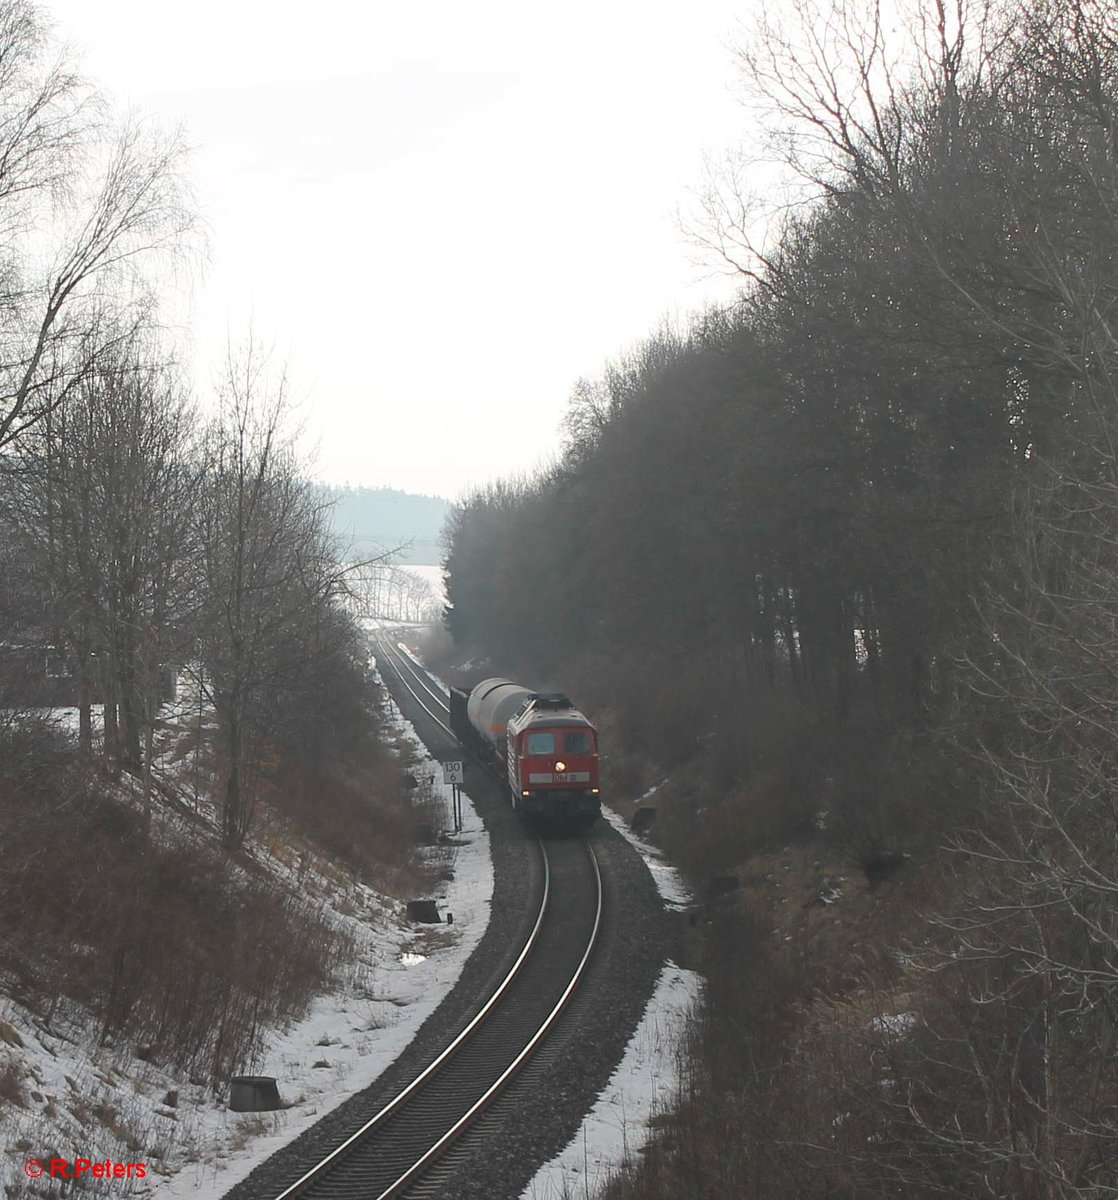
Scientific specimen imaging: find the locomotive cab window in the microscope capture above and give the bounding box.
[526,731,556,755]
[563,731,592,755]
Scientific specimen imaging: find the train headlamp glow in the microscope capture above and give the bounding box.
[555,760,567,772]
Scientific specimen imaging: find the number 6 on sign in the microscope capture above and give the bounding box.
[442,761,465,785]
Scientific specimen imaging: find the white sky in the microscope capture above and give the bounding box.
[44,0,750,499]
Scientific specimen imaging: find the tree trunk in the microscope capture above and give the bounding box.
[100,650,119,776]
[223,708,244,846]
[142,706,154,838]
[77,657,92,757]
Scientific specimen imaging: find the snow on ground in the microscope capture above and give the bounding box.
[0,674,493,1200]
[520,963,701,1200]
[518,802,700,1200]
[599,804,692,911]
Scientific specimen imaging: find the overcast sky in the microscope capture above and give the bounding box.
[45,1,749,498]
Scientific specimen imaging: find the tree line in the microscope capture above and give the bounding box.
[0,0,372,848]
[445,1,1118,1193]
[446,0,1117,786]
[0,327,374,847]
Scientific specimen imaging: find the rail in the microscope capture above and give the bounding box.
[371,633,454,740]
[263,634,603,1199]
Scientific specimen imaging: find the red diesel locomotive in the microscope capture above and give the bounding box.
[448,677,601,826]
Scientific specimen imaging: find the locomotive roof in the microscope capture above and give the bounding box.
[523,711,591,727]
[509,701,594,730]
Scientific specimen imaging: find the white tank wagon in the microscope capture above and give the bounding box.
[465,678,535,750]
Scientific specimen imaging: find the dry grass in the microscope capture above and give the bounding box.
[0,1057,26,1109]
[599,798,1011,1200]
[260,724,445,899]
[590,680,962,1199]
[229,1113,275,1151]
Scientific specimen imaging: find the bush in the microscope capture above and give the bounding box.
[0,723,350,1082]
[261,728,445,898]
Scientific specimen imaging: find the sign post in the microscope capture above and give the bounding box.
[442,760,465,832]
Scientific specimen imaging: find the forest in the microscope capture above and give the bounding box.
[441,1,1118,1195]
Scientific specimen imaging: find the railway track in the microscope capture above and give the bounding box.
[371,635,455,743]
[245,632,604,1200]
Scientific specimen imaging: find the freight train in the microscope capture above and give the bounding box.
[449,678,601,827]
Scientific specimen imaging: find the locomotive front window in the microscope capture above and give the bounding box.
[526,731,556,755]
[563,731,591,754]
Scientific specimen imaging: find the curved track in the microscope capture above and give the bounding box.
[252,632,604,1200]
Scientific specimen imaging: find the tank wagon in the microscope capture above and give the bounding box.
[449,677,601,826]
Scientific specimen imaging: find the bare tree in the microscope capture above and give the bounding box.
[10,326,197,803]
[349,563,438,623]
[0,1,194,452]
[194,342,351,846]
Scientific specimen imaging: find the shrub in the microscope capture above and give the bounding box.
[0,723,350,1082]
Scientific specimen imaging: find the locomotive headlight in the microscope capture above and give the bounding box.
[555,760,567,772]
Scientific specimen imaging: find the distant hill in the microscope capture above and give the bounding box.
[323,486,450,566]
